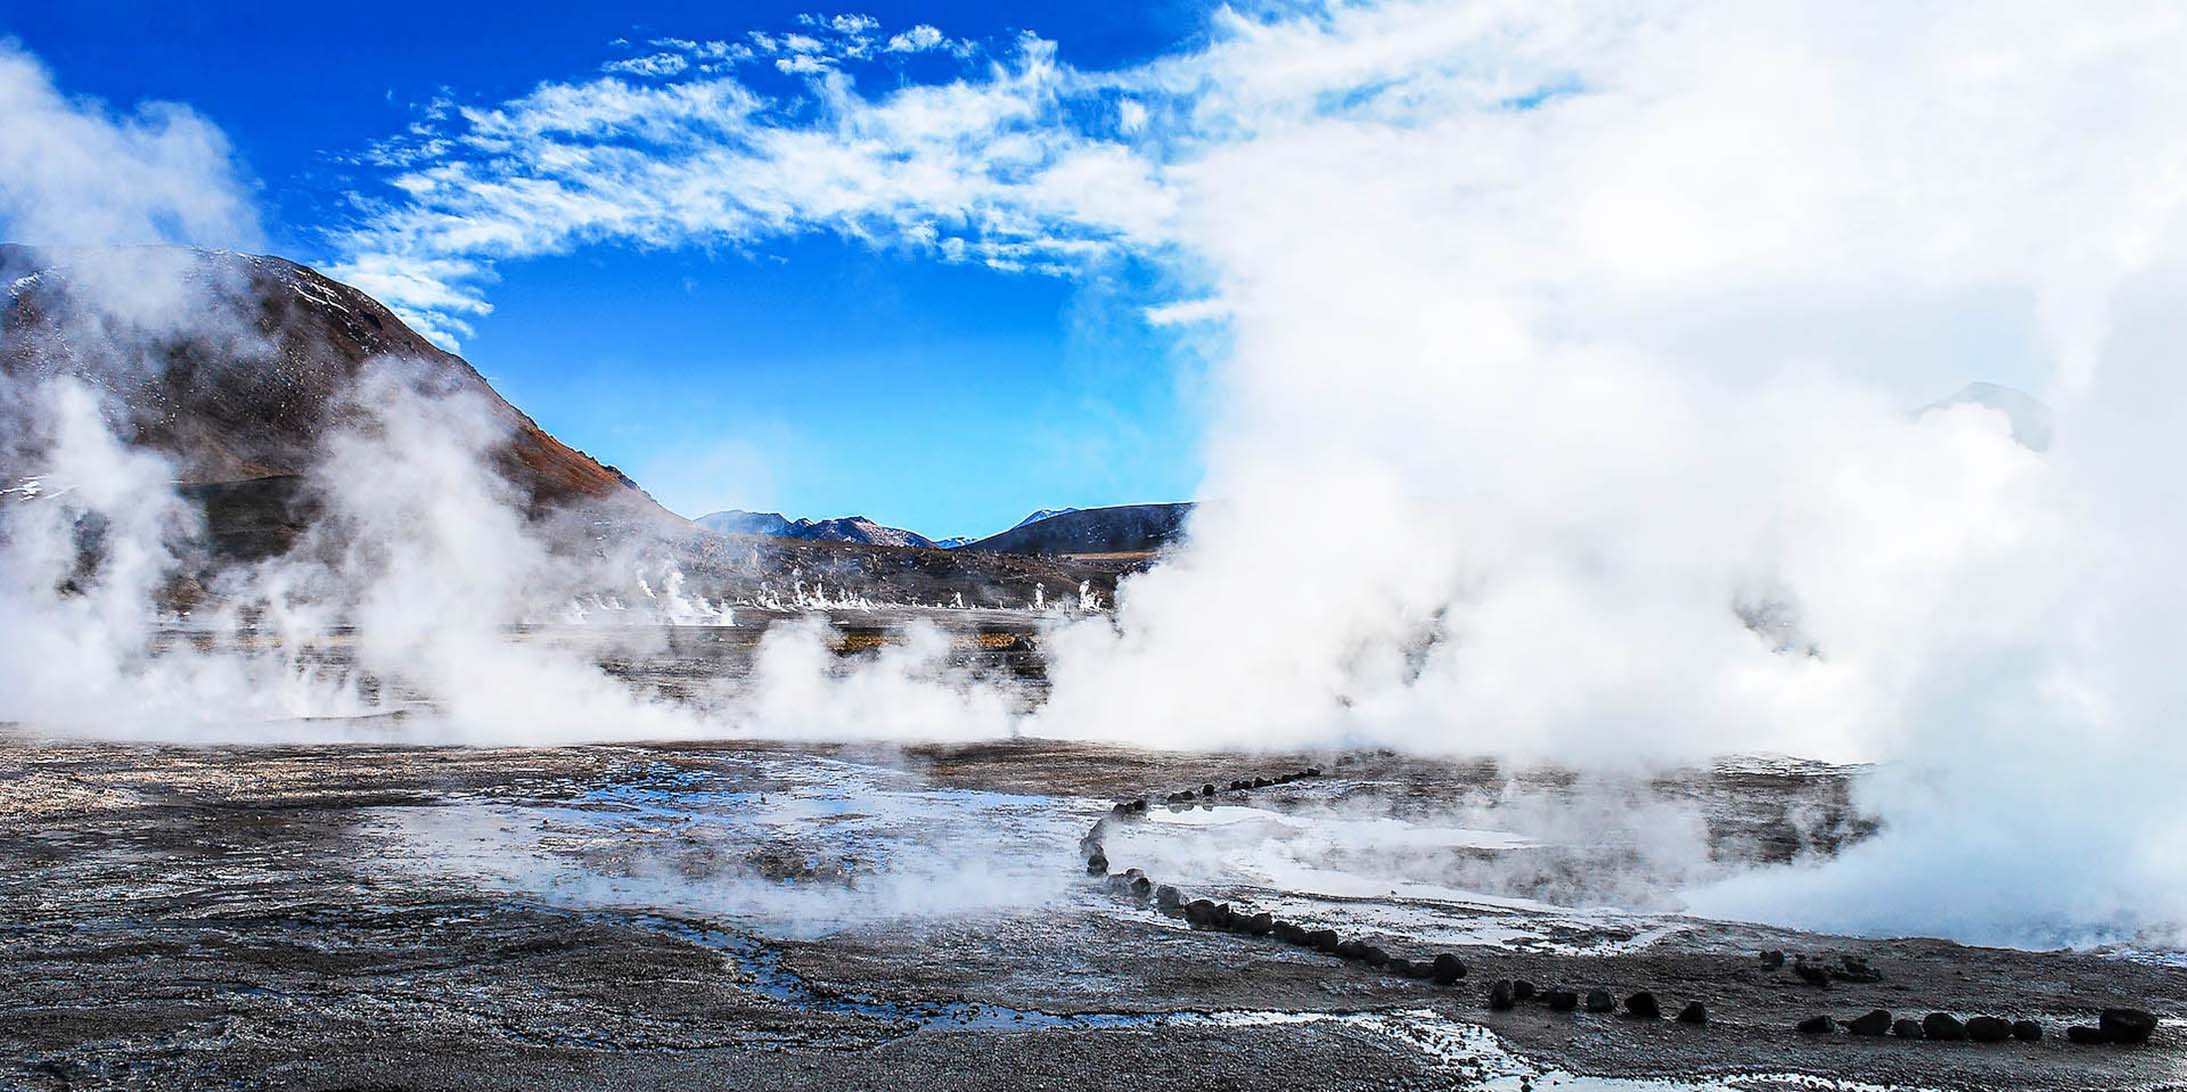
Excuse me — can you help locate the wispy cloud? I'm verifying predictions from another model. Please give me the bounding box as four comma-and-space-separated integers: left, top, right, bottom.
324, 18, 1184, 348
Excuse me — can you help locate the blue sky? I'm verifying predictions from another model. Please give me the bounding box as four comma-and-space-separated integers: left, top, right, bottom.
0, 0, 1221, 538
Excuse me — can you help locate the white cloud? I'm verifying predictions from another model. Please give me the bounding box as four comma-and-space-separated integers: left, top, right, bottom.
602, 52, 690, 78
884, 24, 948, 53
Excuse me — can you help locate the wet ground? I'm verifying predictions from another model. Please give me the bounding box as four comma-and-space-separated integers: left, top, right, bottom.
3, 735, 2181, 1091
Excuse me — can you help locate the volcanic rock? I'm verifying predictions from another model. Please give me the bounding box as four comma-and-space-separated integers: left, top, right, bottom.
1547, 990, 1579, 1013
1966, 1016, 2012, 1043
1585, 989, 1615, 1014
2011, 1019, 2042, 1042
1430, 954, 1467, 984
1846, 1009, 1892, 1036
1676, 1001, 1706, 1024
1488, 981, 1516, 1011
1797, 1015, 1835, 1035
1624, 991, 1661, 1019
2100, 1007, 2157, 1044
2067, 1025, 2106, 1045
1922, 1012, 1966, 1041
1511, 980, 1535, 1002
1085, 853, 1108, 875
1793, 960, 1832, 988
1892, 1018, 1924, 1039
1759, 950, 1785, 969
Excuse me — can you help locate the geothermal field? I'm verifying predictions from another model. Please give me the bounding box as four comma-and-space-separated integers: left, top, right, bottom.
6, 2, 2187, 1090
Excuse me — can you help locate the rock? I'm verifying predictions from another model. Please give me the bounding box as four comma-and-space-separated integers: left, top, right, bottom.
1922, 1012, 1966, 1041
1243, 911, 1275, 937
1273, 921, 1307, 945
1966, 1016, 2012, 1044
1336, 939, 1367, 961
1109, 801, 1132, 817
1892, 1018, 1924, 1039
1360, 945, 1390, 968
1793, 960, 1832, 988
1846, 1009, 1892, 1036
1305, 766, 1322, 777
2100, 1008, 2157, 1045
1430, 954, 1467, 985
1128, 799, 1148, 814
1308, 929, 1342, 954
1184, 899, 1218, 926
1489, 980, 1516, 1011
2067, 1025, 2107, 1045
1759, 949, 1785, 969
1833, 955, 1882, 983
1229, 780, 1249, 791
1209, 903, 1236, 929
1085, 853, 1108, 875
1511, 980, 1535, 1002
1156, 885, 1184, 909
1797, 1014, 1836, 1035
1130, 876, 1153, 898
1585, 989, 1616, 1014
1624, 991, 1661, 1019
1676, 1001, 1706, 1024
1201, 784, 1215, 796
1253, 777, 1272, 788
2011, 1019, 2042, 1042
1388, 957, 1418, 978
1548, 990, 1580, 1012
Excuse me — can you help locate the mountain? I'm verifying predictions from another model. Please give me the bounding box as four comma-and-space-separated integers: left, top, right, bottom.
1011, 507, 1078, 530
932, 536, 976, 550
0, 244, 1156, 610
696, 509, 938, 549
0, 244, 667, 520
960, 502, 1193, 556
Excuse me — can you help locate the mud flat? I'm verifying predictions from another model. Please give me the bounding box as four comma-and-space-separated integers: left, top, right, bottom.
1, 736, 2178, 1090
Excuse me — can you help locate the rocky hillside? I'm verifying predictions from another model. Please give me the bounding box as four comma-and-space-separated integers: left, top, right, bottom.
961, 503, 1193, 556
0, 244, 667, 521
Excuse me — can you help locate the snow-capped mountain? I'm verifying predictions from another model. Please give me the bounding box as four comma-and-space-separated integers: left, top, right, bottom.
696, 510, 938, 549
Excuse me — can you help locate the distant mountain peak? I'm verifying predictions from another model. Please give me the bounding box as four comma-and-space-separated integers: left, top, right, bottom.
1011, 507, 1078, 530
697, 509, 937, 550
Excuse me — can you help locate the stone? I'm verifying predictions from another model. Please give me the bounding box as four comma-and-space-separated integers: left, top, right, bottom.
1833, 956, 1882, 983
1156, 885, 1185, 909
1793, 960, 1832, 988
1253, 777, 1272, 788
1387, 958, 1418, 978
1511, 980, 1535, 1002
1846, 1010, 1892, 1036
1892, 1018, 1924, 1039
1548, 990, 1580, 1012
1201, 784, 1215, 797
1184, 899, 1218, 926
1085, 853, 1108, 875
1585, 989, 1615, 1014
1336, 939, 1367, 961
1922, 1012, 1966, 1042
1308, 929, 1342, 954
1676, 1001, 1706, 1024
2066, 1025, 2106, 1045
1273, 921, 1307, 945
1797, 1014, 1836, 1035
1130, 876, 1153, 899
2100, 1008, 2157, 1045
1624, 991, 1661, 1019
1966, 1016, 2012, 1044
1305, 766, 1322, 776
1243, 912, 1275, 937
1430, 954, 1467, 985
2011, 1020, 2042, 1042
1759, 949, 1785, 969
1488, 980, 1516, 1011
1360, 945, 1390, 968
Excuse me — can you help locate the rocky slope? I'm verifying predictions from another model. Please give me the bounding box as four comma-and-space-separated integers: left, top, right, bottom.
960, 502, 1194, 556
